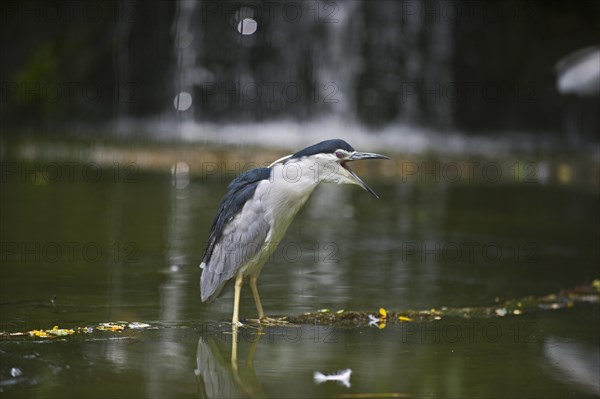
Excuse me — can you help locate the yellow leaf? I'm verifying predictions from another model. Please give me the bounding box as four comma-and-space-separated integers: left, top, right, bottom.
379, 308, 387, 319
97, 322, 126, 331
50, 328, 75, 336
398, 316, 413, 322
29, 330, 49, 338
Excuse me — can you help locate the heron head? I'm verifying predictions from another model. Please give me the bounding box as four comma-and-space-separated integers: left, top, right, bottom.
286, 139, 390, 198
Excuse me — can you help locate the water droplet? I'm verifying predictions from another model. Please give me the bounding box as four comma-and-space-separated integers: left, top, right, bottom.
171, 161, 190, 189
237, 18, 257, 35
10, 367, 22, 377
173, 92, 192, 111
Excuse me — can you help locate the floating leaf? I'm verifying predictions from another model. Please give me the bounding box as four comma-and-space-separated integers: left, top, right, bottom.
379, 308, 387, 319
97, 322, 126, 332
49, 327, 75, 337
398, 316, 413, 322
4, 321, 154, 339
367, 314, 380, 327
314, 368, 352, 388
28, 329, 49, 338
495, 308, 507, 317
128, 322, 150, 329
27, 326, 74, 338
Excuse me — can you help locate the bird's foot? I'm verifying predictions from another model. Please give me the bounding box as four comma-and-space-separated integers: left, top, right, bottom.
226, 321, 244, 330
224, 321, 265, 334
248, 316, 291, 326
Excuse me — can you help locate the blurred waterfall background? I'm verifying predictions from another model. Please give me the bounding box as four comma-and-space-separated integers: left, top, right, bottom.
1, 0, 599, 154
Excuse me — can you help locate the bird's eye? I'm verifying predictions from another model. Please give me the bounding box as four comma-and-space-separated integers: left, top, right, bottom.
335, 151, 344, 159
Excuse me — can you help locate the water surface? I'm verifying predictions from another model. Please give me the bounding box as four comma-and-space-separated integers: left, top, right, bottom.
1, 158, 598, 398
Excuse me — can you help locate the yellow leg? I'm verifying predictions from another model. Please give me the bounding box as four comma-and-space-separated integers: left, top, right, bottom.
249, 275, 265, 320
232, 273, 244, 327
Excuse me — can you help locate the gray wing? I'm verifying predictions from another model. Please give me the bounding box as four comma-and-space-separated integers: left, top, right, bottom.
195, 336, 266, 398
195, 336, 242, 398
200, 190, 270, 302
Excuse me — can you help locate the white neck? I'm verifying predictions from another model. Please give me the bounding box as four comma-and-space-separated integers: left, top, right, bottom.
261, 159, 324, 241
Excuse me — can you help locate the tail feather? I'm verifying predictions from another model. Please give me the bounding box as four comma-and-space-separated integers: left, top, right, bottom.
200, 262, 227, 302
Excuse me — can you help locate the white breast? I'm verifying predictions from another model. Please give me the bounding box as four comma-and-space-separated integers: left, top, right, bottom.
264, 162, 320, 241
237, 162, 320, 277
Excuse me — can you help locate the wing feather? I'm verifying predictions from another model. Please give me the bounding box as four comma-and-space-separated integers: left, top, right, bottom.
200, 168, 271, 302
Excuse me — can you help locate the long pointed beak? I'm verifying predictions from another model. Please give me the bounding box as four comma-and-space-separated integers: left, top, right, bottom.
342, 151, 390, 199
349, 152, 390, 161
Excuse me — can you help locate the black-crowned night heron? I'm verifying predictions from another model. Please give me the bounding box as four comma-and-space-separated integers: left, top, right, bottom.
200, 139, 389, 326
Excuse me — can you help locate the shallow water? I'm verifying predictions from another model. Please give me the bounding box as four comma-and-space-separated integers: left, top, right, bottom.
1, 159, 598, 398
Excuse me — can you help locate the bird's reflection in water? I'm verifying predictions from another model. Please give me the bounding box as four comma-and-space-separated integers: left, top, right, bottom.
195, 326, 266, 398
